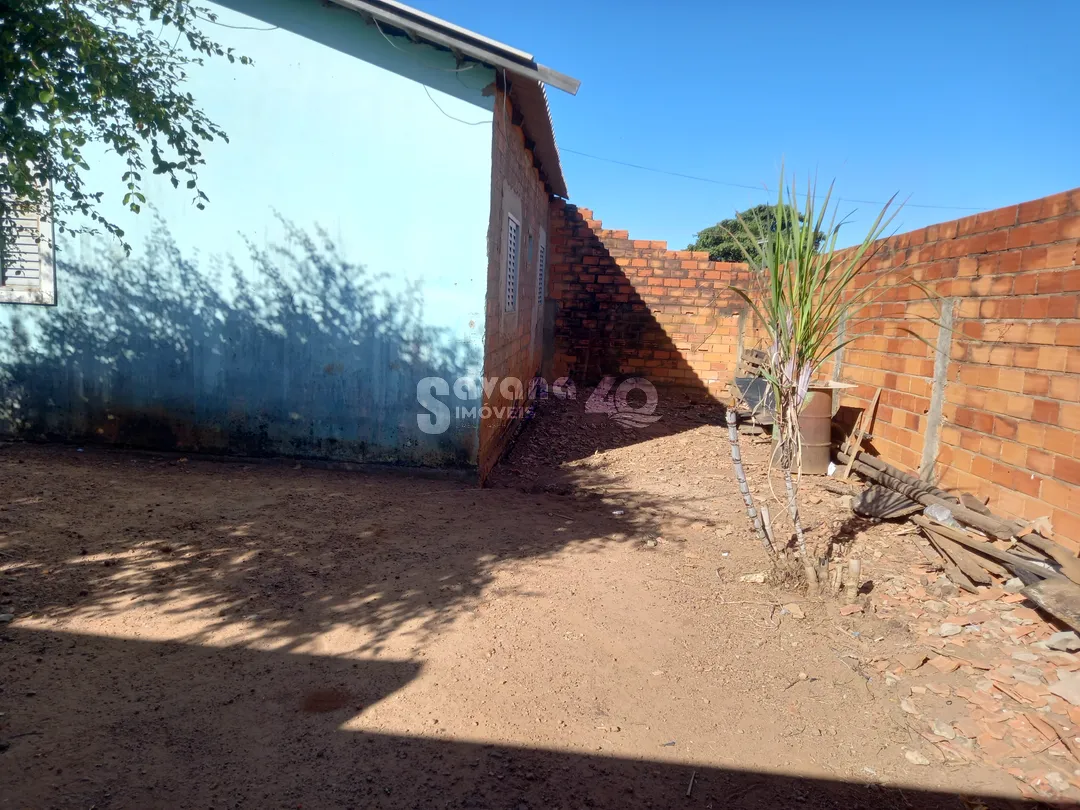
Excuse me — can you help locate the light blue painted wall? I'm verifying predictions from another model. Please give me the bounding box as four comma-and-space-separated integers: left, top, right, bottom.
0, 0, 496, 465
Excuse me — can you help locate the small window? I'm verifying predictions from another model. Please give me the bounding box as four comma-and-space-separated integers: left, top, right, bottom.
0, 188, 56, 305
536, 228, 547, 306
504, 213, 520, 312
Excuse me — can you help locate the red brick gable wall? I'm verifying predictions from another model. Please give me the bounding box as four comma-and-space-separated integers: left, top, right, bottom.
479, 88, 552, 480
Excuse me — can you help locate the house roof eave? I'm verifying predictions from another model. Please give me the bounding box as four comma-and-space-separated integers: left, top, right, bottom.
328, 0, 580, 96
329, 0, 576, 198
508, 78, 568, 199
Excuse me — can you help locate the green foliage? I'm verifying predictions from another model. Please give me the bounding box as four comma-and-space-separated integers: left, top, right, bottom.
728, 173, 900, 585
688, 203, 825, 262
0, 0, 250, 259
731, 173, 899, 469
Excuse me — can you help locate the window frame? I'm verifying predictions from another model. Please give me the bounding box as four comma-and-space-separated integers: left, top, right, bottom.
0, 190, 57, 306
536, 227, 547, 308
504, 212, 520, 312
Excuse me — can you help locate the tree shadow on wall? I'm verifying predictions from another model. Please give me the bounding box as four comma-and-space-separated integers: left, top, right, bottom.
0, 218, 482, 465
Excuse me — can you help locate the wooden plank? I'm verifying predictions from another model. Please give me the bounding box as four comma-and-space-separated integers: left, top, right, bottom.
923, 532, 978, 593
911, 536, 945, 571
836, 448, 1018, 539
839, 441, 959, 502
911, 515, 1064, 580
923, 524, 1010, 579
1022, 578, 1080, 633
922, 527, 998, 583
840, 414, 865, 481
841, 387, 880, 481
1015, 533, 1080, 586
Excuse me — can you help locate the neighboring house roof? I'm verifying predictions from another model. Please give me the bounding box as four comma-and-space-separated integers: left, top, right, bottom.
328, 0, 578, 198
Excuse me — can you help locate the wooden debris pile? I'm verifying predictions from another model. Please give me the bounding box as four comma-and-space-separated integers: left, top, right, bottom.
836, 440, 1080, 635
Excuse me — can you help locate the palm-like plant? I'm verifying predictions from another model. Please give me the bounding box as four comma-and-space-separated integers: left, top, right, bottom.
730, 172, 900, 587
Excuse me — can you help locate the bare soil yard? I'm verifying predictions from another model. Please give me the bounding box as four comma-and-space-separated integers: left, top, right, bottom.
0, 394, 1060, 808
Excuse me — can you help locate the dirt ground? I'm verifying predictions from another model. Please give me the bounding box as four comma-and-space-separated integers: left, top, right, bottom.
0, 392, 1070, 808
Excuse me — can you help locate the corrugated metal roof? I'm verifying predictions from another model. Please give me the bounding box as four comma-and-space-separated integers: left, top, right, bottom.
354, 0, 536, 62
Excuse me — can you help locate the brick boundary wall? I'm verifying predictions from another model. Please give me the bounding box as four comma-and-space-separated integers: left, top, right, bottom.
548, 201, 752, 398
835, 188, 1080, 549
550, 189, 1080, 552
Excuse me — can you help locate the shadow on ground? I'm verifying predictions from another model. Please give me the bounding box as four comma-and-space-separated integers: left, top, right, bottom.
490, 393, 782, 539
0, 443, 672, 654
0, 626, 1032, 809
492, 390, 732, 492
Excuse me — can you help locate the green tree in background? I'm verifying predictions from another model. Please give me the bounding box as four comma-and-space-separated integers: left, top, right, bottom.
0, 0, 249, 261
688, 204, 825, 262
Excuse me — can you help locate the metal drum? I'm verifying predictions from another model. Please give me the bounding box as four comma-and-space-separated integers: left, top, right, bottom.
798, 384, 834, 475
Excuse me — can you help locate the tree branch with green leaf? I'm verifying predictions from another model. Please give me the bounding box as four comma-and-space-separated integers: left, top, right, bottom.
0, 0, 250, 262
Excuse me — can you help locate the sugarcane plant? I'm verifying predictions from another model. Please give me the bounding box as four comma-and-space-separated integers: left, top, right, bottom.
728, 172, 901, 588
726, 401, 775, 557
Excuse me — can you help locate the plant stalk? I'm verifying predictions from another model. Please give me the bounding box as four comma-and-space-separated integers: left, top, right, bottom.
724, 168, 905, 592
726, 407, 774, 556
782, 465, 818, 587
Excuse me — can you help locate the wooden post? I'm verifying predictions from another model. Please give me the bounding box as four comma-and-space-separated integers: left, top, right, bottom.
841, 388, 881, 481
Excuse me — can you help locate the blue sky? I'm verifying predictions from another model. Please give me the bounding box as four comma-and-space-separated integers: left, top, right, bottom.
410, 0, 1079, 248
